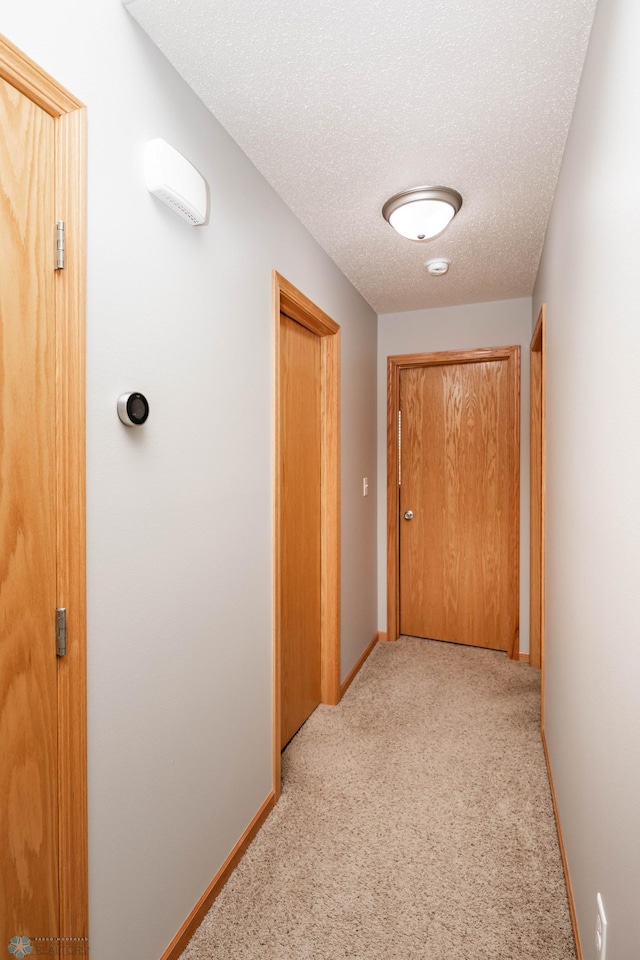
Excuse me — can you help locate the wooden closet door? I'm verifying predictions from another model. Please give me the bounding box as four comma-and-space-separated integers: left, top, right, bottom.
279, 312, 322, 747
0, 76, 59, 943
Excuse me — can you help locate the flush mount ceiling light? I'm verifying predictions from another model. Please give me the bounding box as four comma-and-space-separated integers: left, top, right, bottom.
382, 186, 462, 242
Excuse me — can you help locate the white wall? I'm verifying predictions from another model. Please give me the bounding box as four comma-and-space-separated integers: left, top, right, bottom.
377, 299, 532, 652
1, 4, 377, 958
533, 0, 640, 954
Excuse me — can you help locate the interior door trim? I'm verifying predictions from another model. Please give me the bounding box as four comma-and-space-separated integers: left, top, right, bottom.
386, 347, 521, 653
530, 305, 546, 710
273, 271, 340, 800
0, 32, 88, 943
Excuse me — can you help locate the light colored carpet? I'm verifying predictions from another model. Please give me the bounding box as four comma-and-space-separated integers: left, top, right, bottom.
182, 637, 576, 960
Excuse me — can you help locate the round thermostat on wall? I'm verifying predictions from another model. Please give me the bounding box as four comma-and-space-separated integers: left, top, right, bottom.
118, 392, 149, 426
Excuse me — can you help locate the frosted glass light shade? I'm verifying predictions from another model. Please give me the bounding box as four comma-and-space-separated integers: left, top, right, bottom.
389, 199, 454, 240
382, 186, 462, 242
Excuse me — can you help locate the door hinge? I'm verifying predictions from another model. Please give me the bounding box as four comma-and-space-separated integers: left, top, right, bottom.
56, 608, 67, 657
55, 220, 65, 270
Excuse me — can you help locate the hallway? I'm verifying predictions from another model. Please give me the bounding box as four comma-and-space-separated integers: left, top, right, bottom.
181, 639, 574, 960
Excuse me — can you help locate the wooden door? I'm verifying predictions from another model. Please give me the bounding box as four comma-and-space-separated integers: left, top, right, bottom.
278, 312, 322, 747
0, 76, 60, 944
399, 354, 519, 653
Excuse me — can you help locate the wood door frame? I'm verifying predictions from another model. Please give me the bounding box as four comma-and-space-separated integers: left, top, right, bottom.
0, 34, 87, 943
386, 347, 521, 654
530, 306, 546, 702
273, 272, 340, 799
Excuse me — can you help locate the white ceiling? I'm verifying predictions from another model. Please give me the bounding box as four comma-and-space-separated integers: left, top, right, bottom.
126, 0, 598, 313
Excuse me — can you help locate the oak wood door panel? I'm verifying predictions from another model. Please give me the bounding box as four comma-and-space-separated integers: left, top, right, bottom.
279, 313, 322, 747
0, 76, 59, 942
399, 358, 518, 651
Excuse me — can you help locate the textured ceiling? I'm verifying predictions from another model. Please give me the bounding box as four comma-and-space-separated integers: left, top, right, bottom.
125, 0, 598, 313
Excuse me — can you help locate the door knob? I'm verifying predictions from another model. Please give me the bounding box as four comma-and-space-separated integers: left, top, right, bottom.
404, 510, 414, 520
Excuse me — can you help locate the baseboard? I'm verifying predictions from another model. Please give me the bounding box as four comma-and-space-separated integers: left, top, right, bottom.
159, 790, 276, 960
541, 729, 583, 960
340, 633, 379, 698
377, 631, 389, 642
519, 651, 530, 662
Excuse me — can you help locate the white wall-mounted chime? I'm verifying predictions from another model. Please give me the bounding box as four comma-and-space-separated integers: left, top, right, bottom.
144, 138, 208, 226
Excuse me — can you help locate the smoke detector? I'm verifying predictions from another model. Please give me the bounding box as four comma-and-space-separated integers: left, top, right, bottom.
425, 258, 450, 276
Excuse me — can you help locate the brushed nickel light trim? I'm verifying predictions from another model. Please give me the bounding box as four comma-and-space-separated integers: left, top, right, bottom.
382, 186, 463, 242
